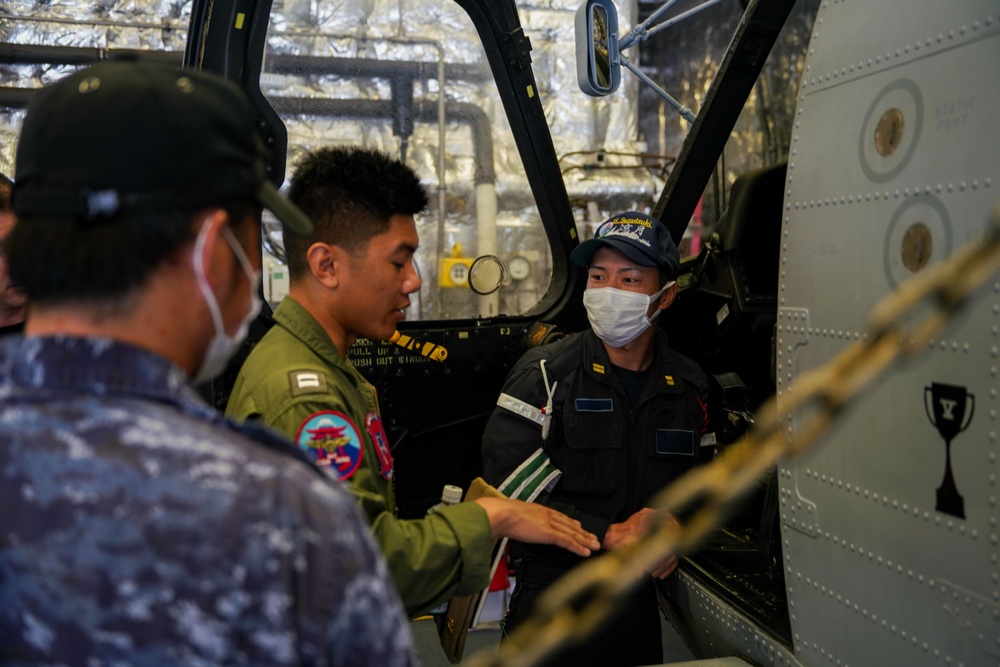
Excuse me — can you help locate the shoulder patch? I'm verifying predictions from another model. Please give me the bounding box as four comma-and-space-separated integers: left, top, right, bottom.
288, 370, 328, 397
295, 410, 363, 479
365, 412, 394, 480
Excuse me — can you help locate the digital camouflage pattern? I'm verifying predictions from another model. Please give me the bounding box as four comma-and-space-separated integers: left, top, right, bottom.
0, 335, 414, 666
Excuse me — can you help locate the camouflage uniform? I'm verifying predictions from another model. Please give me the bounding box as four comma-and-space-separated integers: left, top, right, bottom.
0, 335, 414, 666
226, 297, 493, 617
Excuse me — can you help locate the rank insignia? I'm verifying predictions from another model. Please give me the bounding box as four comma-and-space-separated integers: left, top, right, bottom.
288, 370, 328, 396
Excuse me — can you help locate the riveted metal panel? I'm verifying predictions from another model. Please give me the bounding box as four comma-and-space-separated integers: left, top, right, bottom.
777, 1, 1000, 664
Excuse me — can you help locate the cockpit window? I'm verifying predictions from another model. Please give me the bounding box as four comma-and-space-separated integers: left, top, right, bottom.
259, 4, 555, 321
0, 1, 562, 323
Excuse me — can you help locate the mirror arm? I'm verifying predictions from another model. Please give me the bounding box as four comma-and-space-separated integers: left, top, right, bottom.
619, 0, 728, 50
618, 0, 683, 50
619, 54, 696, 123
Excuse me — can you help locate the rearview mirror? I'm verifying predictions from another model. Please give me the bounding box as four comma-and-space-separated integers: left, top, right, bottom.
468, 255, 512, 295
575, 0, 621, 96
575, 0, 711, 122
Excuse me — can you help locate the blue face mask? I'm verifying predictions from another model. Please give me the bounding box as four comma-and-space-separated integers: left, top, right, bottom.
191, 222, 262, 384
583, 281, 673, 348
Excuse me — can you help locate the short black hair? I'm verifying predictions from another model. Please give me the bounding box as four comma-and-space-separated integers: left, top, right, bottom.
7, 199, 257, 307
284, 147, 427, 280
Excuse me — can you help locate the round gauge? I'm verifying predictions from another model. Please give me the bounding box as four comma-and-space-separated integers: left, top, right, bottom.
509, 255, 532, 281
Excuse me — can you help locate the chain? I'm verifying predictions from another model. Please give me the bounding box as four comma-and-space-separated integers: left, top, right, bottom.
465, 201, 1000, 667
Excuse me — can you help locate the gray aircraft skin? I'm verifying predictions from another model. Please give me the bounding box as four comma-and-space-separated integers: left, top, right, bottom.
0, 0, 998, 665
662, 1, 1000, 665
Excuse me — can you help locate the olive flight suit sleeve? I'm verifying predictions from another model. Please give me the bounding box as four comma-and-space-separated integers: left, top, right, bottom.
229, 387, 493, 618
344, 462, 494, 618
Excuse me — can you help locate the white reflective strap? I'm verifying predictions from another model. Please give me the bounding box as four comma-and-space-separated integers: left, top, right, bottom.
497, 392, 546, 426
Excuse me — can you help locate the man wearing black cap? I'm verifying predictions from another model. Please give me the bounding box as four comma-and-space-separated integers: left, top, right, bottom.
0, 62, 414, 666
482, 211, 712, 665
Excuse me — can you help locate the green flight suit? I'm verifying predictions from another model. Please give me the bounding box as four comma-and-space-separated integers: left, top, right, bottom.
226, 297, 493, 617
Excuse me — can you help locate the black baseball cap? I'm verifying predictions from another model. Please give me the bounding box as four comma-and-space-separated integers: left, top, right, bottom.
571, 210, 680, 278
12, 61, 312, 235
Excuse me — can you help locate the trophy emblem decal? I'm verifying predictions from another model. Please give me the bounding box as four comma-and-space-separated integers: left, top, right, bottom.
924, 382, 974, 519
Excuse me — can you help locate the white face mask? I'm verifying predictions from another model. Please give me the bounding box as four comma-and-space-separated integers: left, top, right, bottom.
583, 281, 673, 348
191, 222, 262, 384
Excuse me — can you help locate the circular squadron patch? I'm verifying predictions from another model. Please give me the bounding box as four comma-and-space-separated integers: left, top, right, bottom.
295, 411, 363, 479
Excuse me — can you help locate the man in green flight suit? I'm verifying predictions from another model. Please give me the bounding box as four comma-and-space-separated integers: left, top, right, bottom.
227, 147, 599, 617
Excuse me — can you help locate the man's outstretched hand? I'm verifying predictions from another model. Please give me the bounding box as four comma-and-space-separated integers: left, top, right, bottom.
475, 497, 601, 557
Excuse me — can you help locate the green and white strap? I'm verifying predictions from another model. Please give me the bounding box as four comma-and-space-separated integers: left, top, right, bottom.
473, 362, 564, 626
472, 446, 561, 627
496, 446, 561, 503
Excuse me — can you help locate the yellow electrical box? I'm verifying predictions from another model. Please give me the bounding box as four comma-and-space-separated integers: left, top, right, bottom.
438, 243, 473, 288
